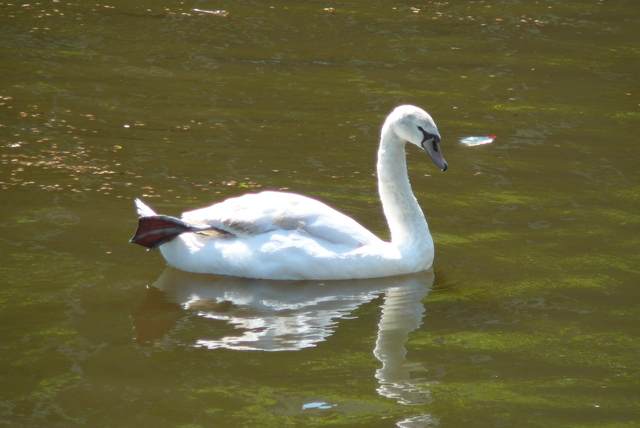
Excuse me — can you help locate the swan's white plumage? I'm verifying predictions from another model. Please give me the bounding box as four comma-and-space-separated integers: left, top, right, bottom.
135, 198, 157, 217
133, 105, 447, 280
182, 191, 380, 247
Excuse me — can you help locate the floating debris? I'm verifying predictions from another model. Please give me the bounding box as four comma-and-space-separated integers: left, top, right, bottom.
302, 401, 337, 410
192, 9, 229, 17
460, 135, 496, 146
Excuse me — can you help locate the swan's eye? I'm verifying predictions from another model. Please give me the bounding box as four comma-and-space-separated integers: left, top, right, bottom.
418, 126, 440, 152
418, 126, 428, 142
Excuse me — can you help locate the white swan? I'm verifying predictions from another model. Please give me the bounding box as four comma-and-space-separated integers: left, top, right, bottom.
130, 105, 447, 280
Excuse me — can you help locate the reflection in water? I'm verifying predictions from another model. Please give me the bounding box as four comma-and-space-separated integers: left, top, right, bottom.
135, 267, 438, 414
375, 279, 434, 406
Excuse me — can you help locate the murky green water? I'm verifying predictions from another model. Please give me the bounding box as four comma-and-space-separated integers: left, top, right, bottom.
1, 0, 639, 426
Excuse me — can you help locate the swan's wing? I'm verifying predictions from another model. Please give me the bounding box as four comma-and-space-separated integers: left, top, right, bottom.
182, 191, 381, 248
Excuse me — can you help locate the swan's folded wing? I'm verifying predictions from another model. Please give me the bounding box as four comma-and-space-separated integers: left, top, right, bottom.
181, 191, 381, 248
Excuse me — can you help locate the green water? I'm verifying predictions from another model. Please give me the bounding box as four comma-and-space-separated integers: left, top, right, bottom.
1, 0, 638, 426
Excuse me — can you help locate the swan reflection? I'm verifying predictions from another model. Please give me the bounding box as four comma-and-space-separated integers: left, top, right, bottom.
135, 267, 437, 409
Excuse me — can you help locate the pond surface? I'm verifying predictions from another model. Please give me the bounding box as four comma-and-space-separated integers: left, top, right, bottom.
1, 0, 639, 426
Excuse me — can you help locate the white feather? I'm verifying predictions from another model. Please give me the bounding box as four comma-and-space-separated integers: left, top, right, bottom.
135, 198, 157, 217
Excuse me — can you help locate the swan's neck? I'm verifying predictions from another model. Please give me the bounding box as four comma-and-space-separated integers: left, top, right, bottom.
377, 128, 431, 250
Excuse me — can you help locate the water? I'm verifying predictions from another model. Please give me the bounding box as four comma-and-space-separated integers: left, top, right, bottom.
1, 0, 639, 426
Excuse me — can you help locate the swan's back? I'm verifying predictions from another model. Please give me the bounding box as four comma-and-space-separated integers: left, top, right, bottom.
182, 191, 382, 249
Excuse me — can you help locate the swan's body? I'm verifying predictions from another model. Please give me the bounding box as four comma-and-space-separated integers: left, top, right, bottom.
131, 105, 447, 280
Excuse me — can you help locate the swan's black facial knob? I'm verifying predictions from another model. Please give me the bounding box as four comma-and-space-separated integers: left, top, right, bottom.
418, 127, 439, 147
418, 126, 447, 171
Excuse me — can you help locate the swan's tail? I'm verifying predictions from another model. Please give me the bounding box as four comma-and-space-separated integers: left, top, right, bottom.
130, 199, 230, 250
135, 198, 157, 217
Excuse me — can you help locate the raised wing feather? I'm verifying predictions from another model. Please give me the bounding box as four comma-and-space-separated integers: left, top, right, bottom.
182, 191, 381, 248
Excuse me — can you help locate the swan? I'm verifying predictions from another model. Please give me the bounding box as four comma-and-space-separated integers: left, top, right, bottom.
130, 105, 447, 280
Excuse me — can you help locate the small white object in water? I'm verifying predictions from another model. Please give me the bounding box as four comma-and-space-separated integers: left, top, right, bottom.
192, 8, 229, 17
460, 135, 496, 146
302, 401, 337, 410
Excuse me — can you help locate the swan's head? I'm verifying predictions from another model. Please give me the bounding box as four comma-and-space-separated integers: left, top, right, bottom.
385, 105, 448, 171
